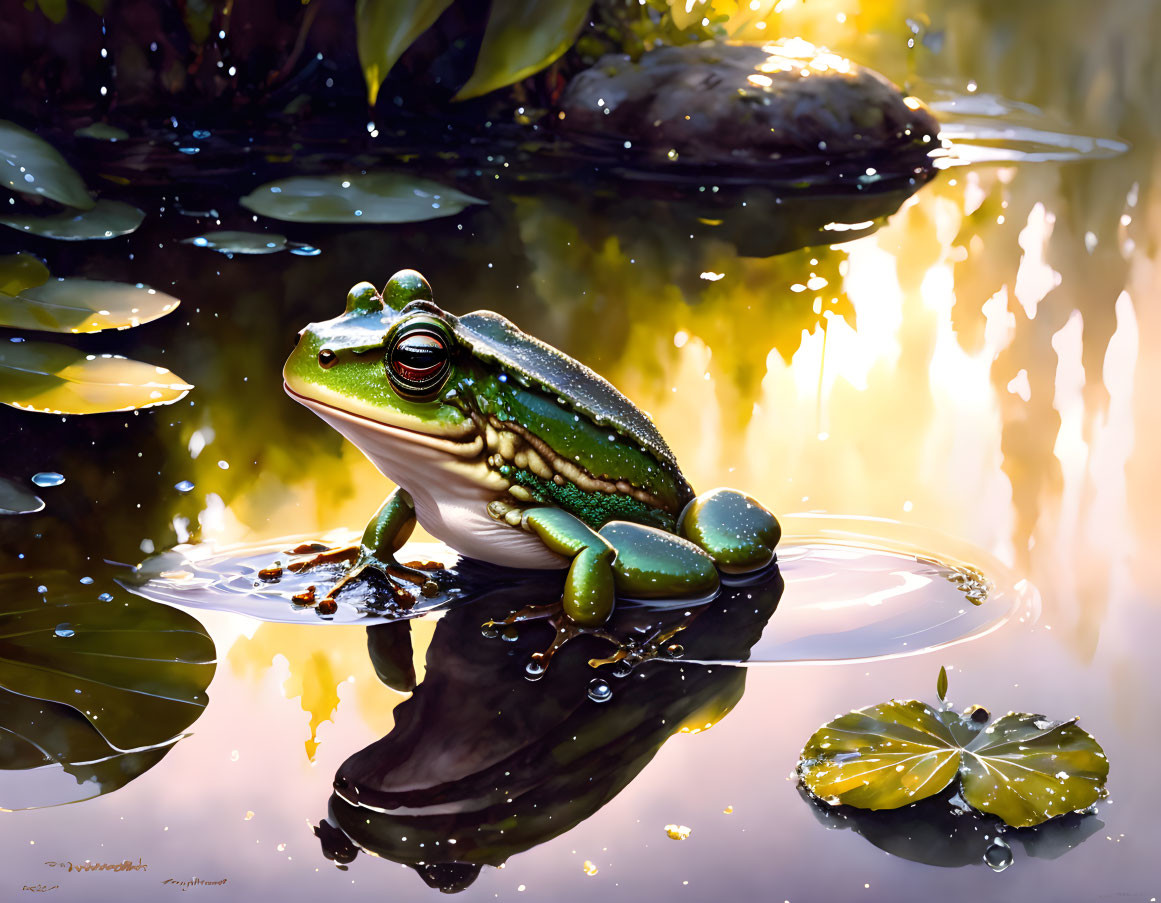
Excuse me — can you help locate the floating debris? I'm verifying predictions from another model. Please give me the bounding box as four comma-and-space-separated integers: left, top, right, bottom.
664, 824, 692, 840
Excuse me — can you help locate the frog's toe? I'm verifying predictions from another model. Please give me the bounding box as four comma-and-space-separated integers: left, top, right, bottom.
678, 488, 781, 574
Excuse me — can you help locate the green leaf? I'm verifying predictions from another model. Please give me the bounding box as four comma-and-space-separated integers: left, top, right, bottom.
0, 571, 215, 809
356, 0, 455, 106
74, 122, 130, 142
799, 700, 962, 809
0, 340, 192, 414
0, 476, 44, 515
961, 713, 1109, 828
0, 199, 144, 240
454, 0, 592, 101
0, 252, 50, 295
0, 119, 94, 211
799, 701, 1109, 828
936, 665, 948, 702
182, 230, 288, 255
0, 278, 180, 333
240, 172, 484, 224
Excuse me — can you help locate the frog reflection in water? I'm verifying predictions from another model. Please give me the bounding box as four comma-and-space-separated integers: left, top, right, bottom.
284, 270, 780, 651
314, 567, 783, 889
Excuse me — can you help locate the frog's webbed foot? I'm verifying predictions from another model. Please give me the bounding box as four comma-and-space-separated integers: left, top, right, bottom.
483, 603, 625, 678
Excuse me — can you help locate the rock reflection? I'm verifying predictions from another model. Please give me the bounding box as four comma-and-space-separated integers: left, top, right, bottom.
314, 567, 784, 891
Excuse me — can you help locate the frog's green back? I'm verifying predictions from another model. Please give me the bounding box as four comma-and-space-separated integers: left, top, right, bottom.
457, 311, 685, 479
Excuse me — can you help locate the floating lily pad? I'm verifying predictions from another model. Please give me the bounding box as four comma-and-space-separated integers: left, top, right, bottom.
240, 172, 484, 224
0, 199, 144, 240
0, 571, 215, 809
0, 119, 94, 210
455, 0, 592, 100
356, 0, 455, 106
799, 695, 1108, 827
74, 122, 130, 141
0, 340, 192, 414
0, 278, 180, 333
182, 230, 288, 255
0, 476, 44, 515
0, 252, 50, 295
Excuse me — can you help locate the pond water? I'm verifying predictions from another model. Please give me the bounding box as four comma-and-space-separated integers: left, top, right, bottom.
2, 2, 1160, 901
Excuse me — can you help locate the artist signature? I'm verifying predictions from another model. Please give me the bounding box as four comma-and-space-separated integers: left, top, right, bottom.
43, 859, 148, 873
21, 886, 59, 894
162, 878, 228, 890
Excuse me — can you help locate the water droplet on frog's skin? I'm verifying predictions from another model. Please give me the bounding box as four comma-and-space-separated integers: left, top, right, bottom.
175, 480, 195, 493
587, 679, 613, 703
54, 624, 75, 638
984, 837, 1013, 872
32, 472, 65, 487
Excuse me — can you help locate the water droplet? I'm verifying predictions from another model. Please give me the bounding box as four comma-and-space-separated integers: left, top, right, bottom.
665, 643, 684, 658
79, 576, 93, 585
31, 472, 64, 487
587, 679, 612, 703
192, 129, 211, 139
97, 592, 114, 602
524, 659, 545, 681
54, 624, 75, 638
500, 626, 519, 643
480, 622, 499, 639
984, 837, 1012, 872
289, 244, 321, 257
175, 480, 195, 493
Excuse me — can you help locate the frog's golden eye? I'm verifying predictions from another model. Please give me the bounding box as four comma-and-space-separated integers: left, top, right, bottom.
318, 349, 337, 368
386, 326, 451, 399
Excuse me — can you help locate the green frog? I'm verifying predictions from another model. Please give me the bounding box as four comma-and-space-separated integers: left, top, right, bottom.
284, 270, 780, 632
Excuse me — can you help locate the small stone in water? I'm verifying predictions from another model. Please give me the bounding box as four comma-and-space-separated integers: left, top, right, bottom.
587, 679, 613, 703
175, 480, 195, 493
984, 837, 1013, 872
258, 566, 283, 582
54, 623, 75, 638
292, 585, 317, 605
32, 472, 65, 487
316, 597, 337, 616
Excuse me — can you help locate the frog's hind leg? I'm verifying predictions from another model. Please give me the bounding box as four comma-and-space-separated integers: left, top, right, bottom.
678, 488, 781, 574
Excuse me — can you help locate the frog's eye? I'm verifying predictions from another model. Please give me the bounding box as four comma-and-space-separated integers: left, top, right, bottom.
386, 326, 451, 399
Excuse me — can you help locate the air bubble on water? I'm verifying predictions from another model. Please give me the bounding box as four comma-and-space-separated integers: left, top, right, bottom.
984, 837, 1012, 872
587, 679, 613, 703
54, 624, 75, 638
32, 472, 65, 487
175, 480, 195, 493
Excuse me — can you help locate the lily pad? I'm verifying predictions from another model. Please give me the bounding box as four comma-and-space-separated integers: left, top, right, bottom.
74, 122, 130, 142
240, 172, 485, 224
799, 698, 1108, 828
455, 0, 592, 101
356, 0, 455, 106
0, 199, 145, 240
0, 278, 180, 333
0, 119, 94, 211
0, 476, 44, 515
0, 571, 215, 809
0, 340, 192, 414
182, 230, 288, 255
0, 252, 50, 295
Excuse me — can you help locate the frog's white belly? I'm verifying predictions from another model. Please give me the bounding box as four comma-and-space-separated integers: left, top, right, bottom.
297, 398, 567, 570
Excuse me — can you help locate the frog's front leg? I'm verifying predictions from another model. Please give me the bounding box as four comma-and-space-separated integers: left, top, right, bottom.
520, 507, 618, 625
322, 488, 418, 601
678, 488, 781, 574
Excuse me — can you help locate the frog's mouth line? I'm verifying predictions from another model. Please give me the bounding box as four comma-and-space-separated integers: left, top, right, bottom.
284, 383, 484, 458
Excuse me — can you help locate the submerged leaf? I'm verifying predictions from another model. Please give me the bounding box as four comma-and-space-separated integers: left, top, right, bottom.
961, 713, 1109, 827
455, 0, 592, 101
799, 700, 961, 809
74, 122, 130, 142
0, 252, 50, 295
240, 172, 485, 224
799, 699, 1109, 828
0, 199, 144, 240
356, 0, 455, 106
0, 340, 192, 414
182, 230, 288, 255
0, 278, 180, 333
0, 571, 215, 809
0, 119, 94, 210
0, 476, 45, 515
